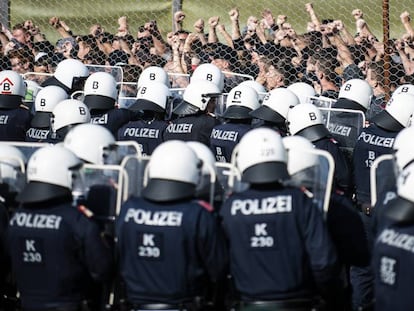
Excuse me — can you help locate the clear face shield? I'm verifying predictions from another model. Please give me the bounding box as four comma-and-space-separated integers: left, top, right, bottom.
202, 93, 222, 115
69, 163, 86, 201
195, 159, 218, 206
102, 144, 122, 165
214, 93, 227, 117
284, 148, 335, 214
0, 162, 26, 193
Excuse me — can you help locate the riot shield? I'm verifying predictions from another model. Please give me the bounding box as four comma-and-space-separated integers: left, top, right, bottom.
115, 140, 143, 159
222, 71, 254, 83
6, 142, 50, 160
319, 107, 366, 156
215, 162, 247, 200
168, 72, 190, 88
215, 93, 228, 118
0, 153, 26, 194
77, 163, 129, 220
309, 95, 337, 108
370, 154, 396, 206
22, 72, 53, 86
85, 64, 124, 84
168, 87, 185, 119
284, 147, 334, 214
119, 154, 150, 198
117, 81, 138, 109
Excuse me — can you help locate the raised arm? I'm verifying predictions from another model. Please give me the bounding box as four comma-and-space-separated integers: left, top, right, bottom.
229, 8, 241, 41
208, 16, 220, 43
305, 3, 321, 32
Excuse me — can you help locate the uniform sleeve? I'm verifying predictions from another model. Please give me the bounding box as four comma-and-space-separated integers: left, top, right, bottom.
325, 140, 353, 195
196, 207, 229, 282
77, 215, 114, 282
298, 194, 339, 289
327, 194, 370, 266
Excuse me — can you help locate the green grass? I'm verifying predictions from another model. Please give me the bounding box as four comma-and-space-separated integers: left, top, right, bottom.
9, 0, 414, 45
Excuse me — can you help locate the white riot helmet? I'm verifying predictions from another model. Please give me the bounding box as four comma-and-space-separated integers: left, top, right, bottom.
16, 145, 83, 203
222, 84, 260, 119
238, 80, 267, 100
0, 70, 26, 108
186, 141, 217, 203
31, 85, 69, 128
0, 143, 26, 192
130, 81, 170, 112
287, 82, 316, 105
235, 127, 289, 183
392, 84, 414, 98
186, 141, 216, 176
23, 79, 42, 105
83, 72, 118, 110
336, 78, 373, 111
250, 87, 300, 124
46, 59, 89, 93
173, 80, 221, 115
393, 126, 414, 172
142, 140, 201, 202
287, 103, 330, 141
283, 135, 317, 176
373, 93, 414, 131
137, 66, 170, 87
191, 63, 224, 92
63, 123, 116, 164
52, 99, 91, 137
385, 162, 414, 223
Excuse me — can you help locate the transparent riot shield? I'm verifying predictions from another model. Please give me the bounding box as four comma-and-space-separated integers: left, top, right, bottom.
222, 71, 254, 83
6, 142, 50, 160
168, 87, 186, 120
119, 154, 150, 198
85, 64, 124, 84
215, 93, 228, 118
0, 153, 26, 194
22, 72, 53, 86
370, 154, 396, 207
115, 140, 143, 159
117, 81, 138, 109
77, 163, 129, 221
214, 162, 247, 202
284, 148, 335, 214
309, 95, 337, 108
168, 72, 190, 88
320, 107, 366, 158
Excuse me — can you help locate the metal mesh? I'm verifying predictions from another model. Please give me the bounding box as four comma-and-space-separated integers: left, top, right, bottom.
3, 1, 414, 94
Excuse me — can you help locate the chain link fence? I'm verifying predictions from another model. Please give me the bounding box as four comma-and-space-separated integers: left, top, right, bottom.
4, 0, 414, 99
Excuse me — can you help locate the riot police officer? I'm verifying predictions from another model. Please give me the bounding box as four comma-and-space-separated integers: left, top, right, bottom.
0, 70, 32, 141
329, 78, 373, 149
249, 87, 299, 136
41, 58, 89, 97
51, 99, 91, 142
353, 92, 414, 210
163, 80, 221, 147
117, 81, 170, 156
84, 71, 135, 137
0, 143, 27, 310
26, 85, 68, 143
220, 128, 339, 310
287, 103, 353, 197
210, 84, 259, 162
283, 135, 369, 310
373, 162, 414, 310
6, 145, 113, 311
115, 140, 228, 310
350, 92, 414, 311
